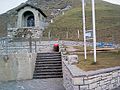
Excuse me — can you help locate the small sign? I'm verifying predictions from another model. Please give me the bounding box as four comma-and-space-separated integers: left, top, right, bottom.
96, 42, 113, 48
85, 30, 93, 40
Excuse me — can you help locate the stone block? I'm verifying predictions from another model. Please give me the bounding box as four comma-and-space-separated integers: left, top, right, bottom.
118, 70, 120, 73
89, 82, 98, 89
118, 70, 120, 75
111, 78, 116, 84
60, 47, 66, 52
100, 79, 110, 86
72, 77, 84, 85
101, 73, 110, 77
101, 84, 109, 90
102, 75, 112, 81
62, 55, 68, 61
118, 77, 120, 86
95, 87, 102, 90
109, 83, 114, 90
67, 55, 79, 65
87, 74, 102, 79
80, 85, 89, 90
112, 83, 118, 89
84, 76, 101, 84
73, 86, 79, 90
112, 71, 119, 78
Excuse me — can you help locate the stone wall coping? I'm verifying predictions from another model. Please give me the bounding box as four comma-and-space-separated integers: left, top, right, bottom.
63, 61, 120, 77
63, 61, 86, 77
86, 66, 120, 76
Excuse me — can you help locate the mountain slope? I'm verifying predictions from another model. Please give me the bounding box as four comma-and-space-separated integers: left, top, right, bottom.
43, 0, 120, 44
0, 0, 81, 37
0, 0, 120, 44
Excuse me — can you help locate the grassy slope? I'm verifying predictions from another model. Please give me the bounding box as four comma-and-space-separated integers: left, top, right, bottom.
43, 0, 120, 43
0, 0, 81, 37
76, 52, 120, 71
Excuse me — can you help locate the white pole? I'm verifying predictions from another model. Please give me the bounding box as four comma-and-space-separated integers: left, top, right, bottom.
82, 0, 87, 60
92, 0, 97, 63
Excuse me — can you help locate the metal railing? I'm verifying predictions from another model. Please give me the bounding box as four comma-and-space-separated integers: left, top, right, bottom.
0, 37, 62, 55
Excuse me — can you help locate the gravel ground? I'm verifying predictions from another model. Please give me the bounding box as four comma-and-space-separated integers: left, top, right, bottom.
0, 78, 65, 90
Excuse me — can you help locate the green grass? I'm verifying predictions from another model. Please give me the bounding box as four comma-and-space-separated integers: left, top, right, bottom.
43, 0, 120, 43
76, 52, 120, 71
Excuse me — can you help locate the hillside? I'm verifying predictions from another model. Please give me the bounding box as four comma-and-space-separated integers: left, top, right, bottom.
43, 0, 120, 44
0, 0, 81, 37
0, 0, 120, 44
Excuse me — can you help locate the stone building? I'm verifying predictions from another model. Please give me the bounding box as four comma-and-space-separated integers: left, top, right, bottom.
8, 3, 47, 38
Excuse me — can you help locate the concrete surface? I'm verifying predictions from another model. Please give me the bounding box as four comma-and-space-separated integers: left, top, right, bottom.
0, 78, 65, 90
0, 53, 36, 81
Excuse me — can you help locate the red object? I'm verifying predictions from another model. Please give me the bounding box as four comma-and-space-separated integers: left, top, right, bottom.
53, 44, 59, 52
54, 44, 59, 47
54, 38, 58, 41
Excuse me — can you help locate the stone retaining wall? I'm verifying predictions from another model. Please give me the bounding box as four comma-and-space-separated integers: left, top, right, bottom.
62, 60, 120, 90
0, 53, 36, 81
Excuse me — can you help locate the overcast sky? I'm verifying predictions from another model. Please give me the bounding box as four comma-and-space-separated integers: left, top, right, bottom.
103, 0, 120, 5
0, 0, 27, 14
0, 0, 120, 14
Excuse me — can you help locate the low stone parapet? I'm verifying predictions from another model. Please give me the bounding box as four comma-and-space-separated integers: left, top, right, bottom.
62, 60, 120, 90
0, 53, 37, 81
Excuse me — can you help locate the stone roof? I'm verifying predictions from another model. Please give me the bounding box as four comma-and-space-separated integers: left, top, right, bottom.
16, 3, 47, 17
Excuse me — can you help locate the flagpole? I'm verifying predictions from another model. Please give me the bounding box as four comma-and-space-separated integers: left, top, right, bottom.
92, 0, 97, 63
82, 0, 87, 60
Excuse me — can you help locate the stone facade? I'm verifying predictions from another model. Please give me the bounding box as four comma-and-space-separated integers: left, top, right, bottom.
8, 4, 47, 38
17, 5, 46, 28
62, 56, 120, 90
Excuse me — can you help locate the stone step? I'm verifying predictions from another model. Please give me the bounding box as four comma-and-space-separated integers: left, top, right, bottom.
35, 66, 62, 70
36, 58, 61, 62
33, 52, 62, 79
33, 75, 63, 79
37, 53, 61, 57
35, 63, 62, 67
37, 52, 61, 55
34, 69, 62, 73
33, 72, 62, 76
35, 61, 61, 64
36, 56, 61, 59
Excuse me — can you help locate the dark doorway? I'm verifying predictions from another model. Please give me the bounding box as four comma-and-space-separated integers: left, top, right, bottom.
23, 11, 35, 27
27, 16, 35, 27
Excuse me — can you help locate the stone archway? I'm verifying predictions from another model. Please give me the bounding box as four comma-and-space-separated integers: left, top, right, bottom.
22, 11, 35, 27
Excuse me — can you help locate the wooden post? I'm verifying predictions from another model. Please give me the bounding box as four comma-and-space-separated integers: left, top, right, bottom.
29, 35, 32, 53
35, 40, 37, 53
78, 30, 80, 39
48, 31, 51, 40
66, 31, 68, 39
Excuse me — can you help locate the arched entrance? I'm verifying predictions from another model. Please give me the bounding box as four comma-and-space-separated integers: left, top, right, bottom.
22, 11, 35, 27
27, 16, 35, 27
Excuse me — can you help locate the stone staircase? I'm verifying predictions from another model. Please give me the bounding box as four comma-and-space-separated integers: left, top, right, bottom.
33, 52, 63, 79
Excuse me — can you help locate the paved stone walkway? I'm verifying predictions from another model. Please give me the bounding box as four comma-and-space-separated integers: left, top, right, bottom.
0, 78, 65, 90
114, 86, 120, 90
0, 76, 120, 90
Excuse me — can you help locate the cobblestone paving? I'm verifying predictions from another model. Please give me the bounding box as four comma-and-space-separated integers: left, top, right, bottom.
0, 78, 65, 90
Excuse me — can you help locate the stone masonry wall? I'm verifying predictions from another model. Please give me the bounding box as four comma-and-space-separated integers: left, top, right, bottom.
62, 60, 120, 90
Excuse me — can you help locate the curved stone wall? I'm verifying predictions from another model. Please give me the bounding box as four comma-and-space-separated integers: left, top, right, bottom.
62, 58, 120, 90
